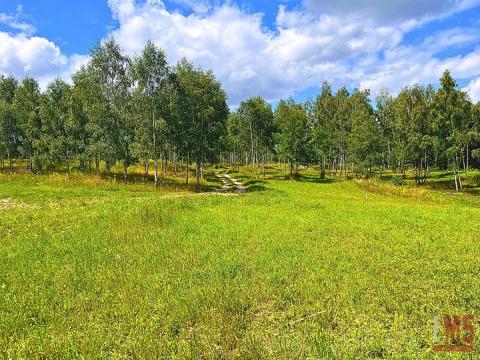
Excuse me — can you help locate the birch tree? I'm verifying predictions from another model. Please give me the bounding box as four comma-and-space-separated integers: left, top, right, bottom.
88, 38, 134, 180
14, 77, 41, 171
0, 76, 19, 171
174, 59, 228, 186
132, 41, 170, 185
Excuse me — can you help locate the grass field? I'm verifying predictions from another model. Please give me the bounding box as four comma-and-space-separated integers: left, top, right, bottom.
1, 168, 480, 358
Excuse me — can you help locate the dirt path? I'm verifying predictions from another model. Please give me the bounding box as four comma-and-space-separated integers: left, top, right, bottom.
215, 172, 246, 193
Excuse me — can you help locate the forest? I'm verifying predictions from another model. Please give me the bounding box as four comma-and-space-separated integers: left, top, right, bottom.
1, 38, 480, 192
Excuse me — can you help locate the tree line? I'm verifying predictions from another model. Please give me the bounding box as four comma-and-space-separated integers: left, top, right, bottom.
1, 38, 479, 190
0, 39, 228, 186
227, 72, 480, 190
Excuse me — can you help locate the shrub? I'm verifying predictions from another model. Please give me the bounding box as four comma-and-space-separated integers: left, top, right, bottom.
391, 175, 405, 187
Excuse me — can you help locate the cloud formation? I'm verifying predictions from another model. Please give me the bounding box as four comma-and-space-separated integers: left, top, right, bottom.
0, 0, 479, 103
0, 9, 87, 88
303, 0, 480, 25
466, 76, 480, 101
0, 6, 36, 34
108, 0, 480, 103
0, 30, 87, 87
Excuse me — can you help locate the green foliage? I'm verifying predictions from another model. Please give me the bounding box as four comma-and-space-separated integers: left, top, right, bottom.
472, 149, 480, 159
13, 77, 41, 169
38, 79, 73, 170
1, 42, 479, 193
131, 41, 171, 183
0, 81, 19, 167
88, 39, 135, 177
274, 98, 313, 173
174, 59, 229, 183
391, 175, 405, 187
0, 39, 230, 184
228, 96, 275, 168
348, 90, 384, 175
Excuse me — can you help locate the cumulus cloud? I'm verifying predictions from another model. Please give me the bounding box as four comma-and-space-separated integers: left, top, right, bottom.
107, 0, 480, 104
1, 0, 480, 104
465, 77, 480, 102
108, 0, 405, 103
0, 14, 88, 88
360, 49, 480, 95
303, 0, 480, 25
0, 33, 67, 75
358, 28, 480, 96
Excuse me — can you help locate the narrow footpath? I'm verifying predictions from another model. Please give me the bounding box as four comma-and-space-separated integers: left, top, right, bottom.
215, 172, 246, 193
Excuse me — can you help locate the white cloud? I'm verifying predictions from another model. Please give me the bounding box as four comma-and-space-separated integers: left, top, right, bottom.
0, 32, 66, 75
0, 12, 36, 34
0, 7, 88, 88
1, 0, 480, 105
171, 0, 212, 14
0, 30, 87, 88
421, 27, 480, 53
303, 0, 480, 25
107, 0, 480, 105
359, 46, 480, 99
465, 77, 480, 102
108, 0, 405, 103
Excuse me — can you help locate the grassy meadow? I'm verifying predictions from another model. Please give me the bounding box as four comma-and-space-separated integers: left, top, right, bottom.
1, 167, 480, 358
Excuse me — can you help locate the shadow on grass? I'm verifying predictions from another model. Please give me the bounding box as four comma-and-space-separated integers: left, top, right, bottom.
427, 179, 480, 194
375, 171, 480, 196
226, 167, 344, 187
243, 179, 268, 193
97, 172, 217, 193
2, 166, 218, 194
297, 176, 337, 184
428, 171, 456, 180
246, 185, 268, 192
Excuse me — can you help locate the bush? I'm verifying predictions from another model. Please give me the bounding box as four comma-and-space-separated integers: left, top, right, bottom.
391, 175, 405, 187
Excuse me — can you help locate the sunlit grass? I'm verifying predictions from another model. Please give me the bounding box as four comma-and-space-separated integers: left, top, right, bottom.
1, 169, 480, 358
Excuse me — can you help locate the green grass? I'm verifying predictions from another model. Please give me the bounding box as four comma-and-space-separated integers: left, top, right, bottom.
1, 170, 480, 358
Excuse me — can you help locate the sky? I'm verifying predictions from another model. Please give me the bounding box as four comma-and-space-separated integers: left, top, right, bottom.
1, 0, 480, 106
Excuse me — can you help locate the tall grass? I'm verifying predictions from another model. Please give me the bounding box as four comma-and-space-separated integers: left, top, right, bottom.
1, 172, 480, 358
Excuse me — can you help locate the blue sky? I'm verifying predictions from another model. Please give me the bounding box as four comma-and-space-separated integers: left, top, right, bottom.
1, 0, 480, 105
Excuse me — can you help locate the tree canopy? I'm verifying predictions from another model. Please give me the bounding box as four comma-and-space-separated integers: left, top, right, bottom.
0, 38, 479, 191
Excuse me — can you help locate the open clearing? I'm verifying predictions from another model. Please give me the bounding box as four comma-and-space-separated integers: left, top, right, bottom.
1, 170, 480, 359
